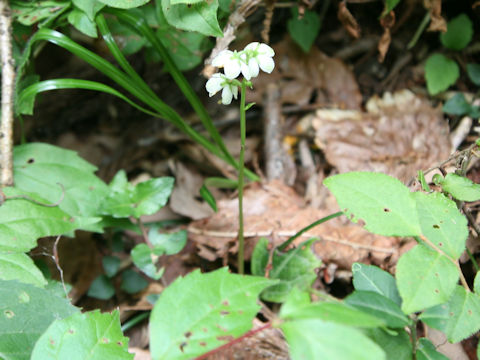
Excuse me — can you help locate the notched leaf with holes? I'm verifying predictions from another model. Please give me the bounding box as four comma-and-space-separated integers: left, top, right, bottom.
0, 280, 78, 360
396, 245, 458, 314
31, 309, 132, 360
324, 172, 421, 237
149, 268, 276, 360
251, 238, 321, 303
420, 286, 480, 343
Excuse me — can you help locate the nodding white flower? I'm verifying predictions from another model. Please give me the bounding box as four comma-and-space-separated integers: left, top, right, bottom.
205, 73, 239, 105
243, 42, 275, 75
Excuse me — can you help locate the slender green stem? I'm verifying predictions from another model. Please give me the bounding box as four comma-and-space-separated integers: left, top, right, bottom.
466, 248, 480, 272
238, 81, 247, 274
121, 312, 149, 332
407, 12, 430, 49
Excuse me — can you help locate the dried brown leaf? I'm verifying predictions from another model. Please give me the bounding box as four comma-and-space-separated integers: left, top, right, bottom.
337, 1, 361, 39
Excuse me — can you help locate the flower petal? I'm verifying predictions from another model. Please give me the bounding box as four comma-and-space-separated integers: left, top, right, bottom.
224, 58, 241, 79
221, 86, 233, 105
248, 58, 259, 78
240, 61, 252, 80
258, 55, 274, 73
212, 50, 233, 67
244, 42, 259, 52
205, 74, 224, 96
231, 84, 238, 100
258, 43, 275, 57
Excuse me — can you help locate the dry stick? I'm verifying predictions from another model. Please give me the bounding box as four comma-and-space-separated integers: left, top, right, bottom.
53, 235, 69, 298
0, 0, 14, 187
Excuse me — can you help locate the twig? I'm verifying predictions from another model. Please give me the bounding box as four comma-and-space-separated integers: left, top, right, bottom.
138, 218, 153, 248
53, 235, 69, 298
0, 0, 15, 187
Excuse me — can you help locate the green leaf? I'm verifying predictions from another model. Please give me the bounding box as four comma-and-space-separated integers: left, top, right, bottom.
287, 7, 321, 53
396, 245, 458, 314
251, 238, 321, 302
435, 173, 480, 202
11, 1, 69, 25
102, 256, 121, 278
0, 187, 80, 253
352, 263, 402, 306
324, 172, 421, 237
279, 288, 311, 318
31, 310, 133, 360
420, 286, 480, 343
67, 8, 98, 38
345, 291, 410, 328
150, 268, 275, 360
425, 54, 459, 95
87, 275, 115, 300
100, 170, 174, 218
131, 243, 164, 280
199, 184, 217, 212
13, 143, 108, 232
0, 280, 78, 360
121, 270, 148, 294
281, 319, 386, 360
384, 0, 400, 14
97, 0, 149, 9
161, 0, 223, 37
149, 228, 187, 255
72, 0, 105, 21
440, 14, 473, 51
0, 252, 46, 287
474, 272, 480, 294
467, 63, 480, 86
413, 191, 468, 259
365, 328, 412, 360
443, 93, 472, 116
416, 338, 450, 360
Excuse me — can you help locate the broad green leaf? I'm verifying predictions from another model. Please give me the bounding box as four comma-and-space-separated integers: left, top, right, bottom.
413, 191, 468, 259
324, 172, 421, 236
281, 319, 386, 360
161, 0, 223, 37
416, 338, 450, 360
474, 272, 480, 294
72, 0, 105, 20
67, 8, 98, 38
0, 252, 46, 287
13, 143, 107, 232
121, 270, 148, 294
100, 171, 174, 218
251, 238, 321, 302
420, 286, 480, 343
345, 291, 410, 328
149, 228, 187, 255
31, 310, 133, 360
102, 256, 121, 278
467, 63, 480, 86
0, 187, 80, 253
396, 245, 458, 314
443, 93, 472, 116
150, 268, 275, 360
131, 244, 164, 280
0, 280, 78, 360
280, 301, 385, 328
11, 1, 69, 25
97, 0, 149, 9
425, 54, 459, 95
352, 263, 402, 306
287, 7, 321, 53
365, 328, 412, 360
440, 14, 473, 51
435, 173, 480, 202
279, 288, 311, 318
87, 275, 115, 300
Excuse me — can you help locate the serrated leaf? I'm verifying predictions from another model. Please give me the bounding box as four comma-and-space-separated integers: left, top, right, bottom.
324, 172, 421, 236
31, 309, 133, 360
150, 268, 275, 360
436, 173, 480, 202
0, 280, 78, 360
425, 54, 459, 95
281, 319, 386, 360
440, 14, 473, 51
13, 143, 108, 232
287, 7, 321, 53
416, 338, 449, 360
420, 286, 480, 343
131, 244, 164, 280
443, 93, 472, 116
161, 0, 223, 37
121, 270, 148, 294
67, 8, 98, 38
0, 252, 46, 287
365, 328, 412, 360
352, 263, 402, 306
345, 291, 410, 328
87, 275, 115, 300
97, 0, 149, 9
467, 63, 480, 86
251, 238, 321, 302
413, 191, 468, 259
396, 245, 458, 314
0, 187, 80, 253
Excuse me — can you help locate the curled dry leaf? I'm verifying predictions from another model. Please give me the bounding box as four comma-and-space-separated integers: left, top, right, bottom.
378, 11, 395, 63
337, 1, 361, 39
424, 0, 447, 32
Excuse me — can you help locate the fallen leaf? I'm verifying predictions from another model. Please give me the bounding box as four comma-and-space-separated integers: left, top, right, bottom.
337, 1, 361, 39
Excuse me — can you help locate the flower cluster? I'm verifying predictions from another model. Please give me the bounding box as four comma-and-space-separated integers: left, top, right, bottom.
206, 42, 275, 105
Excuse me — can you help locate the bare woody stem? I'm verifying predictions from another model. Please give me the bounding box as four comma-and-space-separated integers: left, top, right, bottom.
0, 0, 15, 187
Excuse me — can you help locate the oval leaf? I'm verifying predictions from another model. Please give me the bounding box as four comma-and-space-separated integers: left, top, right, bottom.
425, 54, 459, 95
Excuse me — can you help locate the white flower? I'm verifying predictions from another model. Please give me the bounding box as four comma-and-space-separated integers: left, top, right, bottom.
212, 50, 243, 80
243, 42, 275, 75
205, 73, 239, 105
